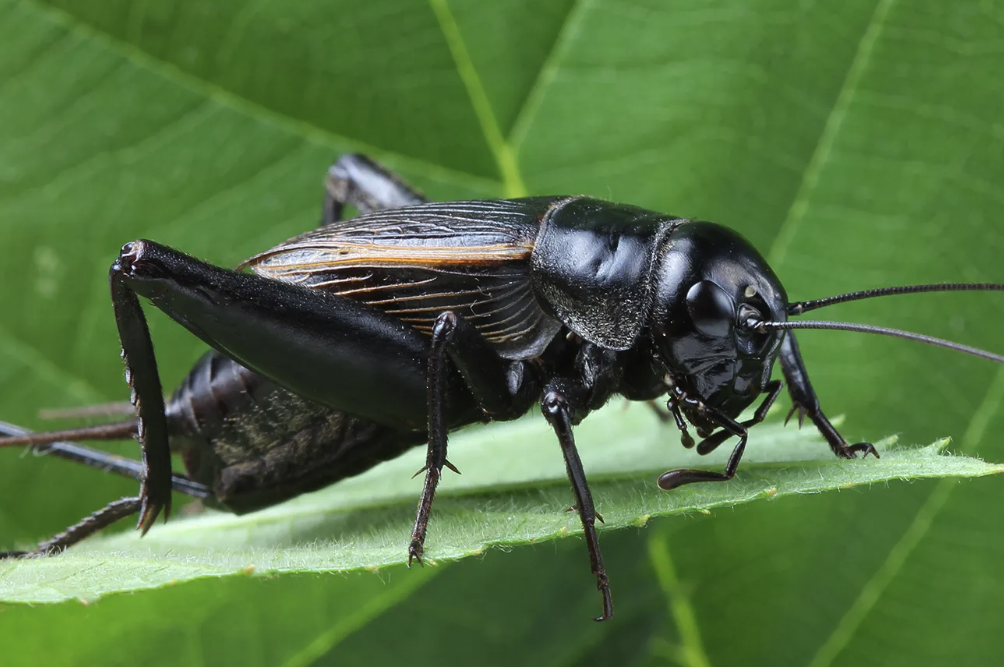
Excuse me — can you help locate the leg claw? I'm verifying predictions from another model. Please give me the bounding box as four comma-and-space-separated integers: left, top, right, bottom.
841, 442, 879, 459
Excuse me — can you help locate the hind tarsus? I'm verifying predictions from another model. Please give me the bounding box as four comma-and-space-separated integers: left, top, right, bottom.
0, 420, 213, 557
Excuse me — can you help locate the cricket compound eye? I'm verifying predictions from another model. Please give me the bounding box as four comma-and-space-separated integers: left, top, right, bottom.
686, 280, 734, 338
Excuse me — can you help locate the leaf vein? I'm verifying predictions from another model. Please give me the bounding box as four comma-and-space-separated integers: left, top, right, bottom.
3, 98, 213, 201
0, 325, 106, 409
25, 0, 502, 196
648, 528, 713, 667
767, 0, 897, 267
806, 367, 1004, 667
507, 0, 588, 151
279, 567, 438, 667
427, 0, 526, 197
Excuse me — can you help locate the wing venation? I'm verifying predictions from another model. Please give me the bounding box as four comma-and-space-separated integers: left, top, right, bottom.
244, 199, 565, 359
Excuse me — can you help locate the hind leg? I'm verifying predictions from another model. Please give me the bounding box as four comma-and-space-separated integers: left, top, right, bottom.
323, 154, 426, 224
0, 497, 143, 558
0, 421, 212, 557
0, 419, 211, 497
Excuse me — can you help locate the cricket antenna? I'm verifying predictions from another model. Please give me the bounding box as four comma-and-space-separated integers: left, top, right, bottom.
751, 320, 1004, 366
788, 283, 1004, 315
769, 282, 1004, 364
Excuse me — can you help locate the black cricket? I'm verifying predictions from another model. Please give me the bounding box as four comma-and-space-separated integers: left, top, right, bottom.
3, 154, 1004, 621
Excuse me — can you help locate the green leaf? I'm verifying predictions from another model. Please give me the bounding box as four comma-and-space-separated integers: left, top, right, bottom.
3, 402, 999, 604
2, 0, 1004, 665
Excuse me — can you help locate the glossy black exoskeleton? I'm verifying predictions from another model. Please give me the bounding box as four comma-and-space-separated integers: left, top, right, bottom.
4, 154, 1004, 621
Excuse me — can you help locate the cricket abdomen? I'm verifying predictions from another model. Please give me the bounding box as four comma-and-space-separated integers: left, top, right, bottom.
166, 351, 425, 514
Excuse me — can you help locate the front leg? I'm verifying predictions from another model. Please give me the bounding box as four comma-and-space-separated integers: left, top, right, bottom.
779, 332, 879, 459
656, 380, 784, 490
692, 379, 784, 456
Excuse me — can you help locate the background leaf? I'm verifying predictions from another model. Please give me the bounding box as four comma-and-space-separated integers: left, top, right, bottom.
2, 0, 1004, 665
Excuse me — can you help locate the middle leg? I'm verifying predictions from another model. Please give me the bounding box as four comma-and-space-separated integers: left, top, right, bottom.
408, 311, 537, 565
541, 385, 613, 622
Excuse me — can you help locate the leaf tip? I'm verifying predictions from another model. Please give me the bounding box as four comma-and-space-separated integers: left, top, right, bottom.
932, 437, 952, 453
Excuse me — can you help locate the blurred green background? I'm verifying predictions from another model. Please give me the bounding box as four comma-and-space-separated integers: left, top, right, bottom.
2, 0, 1004, 665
